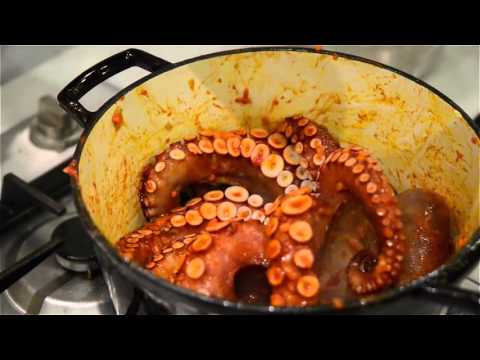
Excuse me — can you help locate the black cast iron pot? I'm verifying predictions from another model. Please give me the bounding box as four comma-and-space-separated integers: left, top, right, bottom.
56, 47, 480, 314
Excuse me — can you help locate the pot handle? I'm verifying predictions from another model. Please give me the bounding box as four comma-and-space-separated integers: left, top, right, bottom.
57, 48, 171, 127
416, 283, 480, 313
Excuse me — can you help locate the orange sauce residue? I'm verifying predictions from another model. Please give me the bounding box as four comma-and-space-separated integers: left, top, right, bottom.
63, 159, 79, 183
314, 45, 323, 52
456, 234, 469, 251
188, 79, 195, 91
140, 89, 149, 97
112, 107, 123, 128
455, 150, 464, 162
332, 298, 344, 310
235, 88, 252, 105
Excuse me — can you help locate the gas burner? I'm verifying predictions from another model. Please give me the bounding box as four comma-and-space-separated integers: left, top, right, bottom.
3, 212, 114, 315
54, 217, 97, 274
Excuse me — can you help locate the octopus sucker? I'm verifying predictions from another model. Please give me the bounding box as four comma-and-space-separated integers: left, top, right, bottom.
117, 116, 454, 308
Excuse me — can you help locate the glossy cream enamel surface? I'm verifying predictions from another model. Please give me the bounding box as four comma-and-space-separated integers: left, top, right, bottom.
77, 51, 479, 249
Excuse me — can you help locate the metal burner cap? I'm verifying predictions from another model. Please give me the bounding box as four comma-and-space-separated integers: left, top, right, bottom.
54, 217, 97, 273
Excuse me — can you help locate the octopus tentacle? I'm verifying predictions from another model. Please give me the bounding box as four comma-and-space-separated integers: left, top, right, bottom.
140, 130, 284, 220
319, 147, 406, 295
119, 187, 272, 300
314, 199, 378, 302
140, 117, 339, 220
270, 118, 407, 297
263, 189, 341, 307
313, 189, 453, 300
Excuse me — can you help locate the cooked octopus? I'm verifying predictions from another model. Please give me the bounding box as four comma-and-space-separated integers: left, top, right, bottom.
116, 116, 453, 308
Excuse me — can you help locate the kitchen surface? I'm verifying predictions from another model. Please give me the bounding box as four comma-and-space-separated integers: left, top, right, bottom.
0, 45, 478, 315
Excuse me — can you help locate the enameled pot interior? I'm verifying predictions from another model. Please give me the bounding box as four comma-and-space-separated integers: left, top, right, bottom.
75, 49, 480, 308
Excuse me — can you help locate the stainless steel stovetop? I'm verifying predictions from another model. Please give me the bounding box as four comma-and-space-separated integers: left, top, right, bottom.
1, 45, 478, 315
1, 196, 115, 315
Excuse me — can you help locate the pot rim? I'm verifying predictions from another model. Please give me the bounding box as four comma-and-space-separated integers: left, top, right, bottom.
69, 46, 480, 314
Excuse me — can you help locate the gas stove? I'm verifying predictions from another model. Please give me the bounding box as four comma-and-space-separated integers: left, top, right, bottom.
0, 93, 115, 314
0, 45, 478, 315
